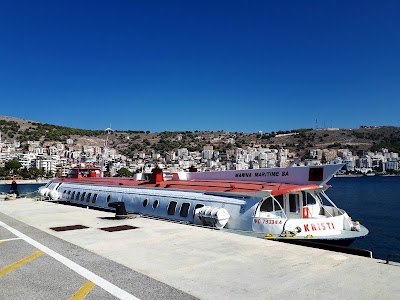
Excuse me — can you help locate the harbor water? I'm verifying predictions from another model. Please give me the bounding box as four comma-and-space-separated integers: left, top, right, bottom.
1, 178, 399, 260
327, 176, 400, 260
0, 183, 45, 198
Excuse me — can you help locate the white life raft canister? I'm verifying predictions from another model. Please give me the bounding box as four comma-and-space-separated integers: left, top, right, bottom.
194, 206, 230, 229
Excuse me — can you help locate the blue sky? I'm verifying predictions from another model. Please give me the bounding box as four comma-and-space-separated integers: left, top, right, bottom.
1, 1, 399, 133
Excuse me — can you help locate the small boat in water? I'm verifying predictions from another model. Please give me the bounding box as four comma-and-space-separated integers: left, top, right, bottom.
38, 163, 368, 246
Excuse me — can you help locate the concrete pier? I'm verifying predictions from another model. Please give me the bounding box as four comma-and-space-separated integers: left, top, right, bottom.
1, 198, 399, 299
0, 179, 49, 185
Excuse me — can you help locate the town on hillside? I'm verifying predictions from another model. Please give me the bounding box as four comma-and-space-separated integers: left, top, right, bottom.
0, 124, 399, 179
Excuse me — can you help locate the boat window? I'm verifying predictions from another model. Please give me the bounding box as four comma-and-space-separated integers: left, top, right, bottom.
86, 193, 91, 202
260, 198, 273, 212
71, 191, 75, 200
75, 192, 80, 200
302, 192, 317, 206
67, 191, 71, 197
143, 199, 148, 207
274, 195, 284, 211
289, 194, 300, 213
194, 204, 204, 215
92, 194, 98, 203
106, 195, 111, 203
55, 183, 62, 191
167, 201, 177, 215
180, 202, 190, 217
81, 192, 86, 201
152, 199, 159, 209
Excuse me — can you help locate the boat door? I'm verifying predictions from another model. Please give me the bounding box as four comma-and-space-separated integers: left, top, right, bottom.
285, 193, 302, 219
253, 196, 286, 235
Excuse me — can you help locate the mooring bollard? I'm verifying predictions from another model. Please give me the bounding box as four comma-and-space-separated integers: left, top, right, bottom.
108, 202, 129, 219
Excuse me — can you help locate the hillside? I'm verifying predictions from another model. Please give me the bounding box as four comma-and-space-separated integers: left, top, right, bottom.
1, 115, 400, 155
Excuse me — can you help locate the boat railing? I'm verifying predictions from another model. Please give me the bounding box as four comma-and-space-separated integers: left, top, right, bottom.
319, 191, 346, 216
320, 191, 339, 209
320, 206, 345, 218
319, 206, 334, 218
320, 191, 354, 229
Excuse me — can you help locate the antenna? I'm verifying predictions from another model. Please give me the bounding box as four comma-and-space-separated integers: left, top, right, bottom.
101, 126, 114, 177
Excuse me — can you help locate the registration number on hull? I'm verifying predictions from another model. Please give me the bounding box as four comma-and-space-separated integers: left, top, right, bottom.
253, 218, 282, 225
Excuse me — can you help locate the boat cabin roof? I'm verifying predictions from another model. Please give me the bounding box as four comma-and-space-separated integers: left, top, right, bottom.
54, 177, 321, 196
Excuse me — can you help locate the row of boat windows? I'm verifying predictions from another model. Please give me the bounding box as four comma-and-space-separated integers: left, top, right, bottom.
62, 190, 99, 203
142, 199, 203, 218
61, 189, 204, 218
260, 193, 317, 213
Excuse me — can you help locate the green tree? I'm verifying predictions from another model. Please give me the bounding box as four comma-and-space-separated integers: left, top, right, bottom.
28, 167, 42, 179
20, 167, 30, 179
4, 160, 22, 175
117, 167, 133, 177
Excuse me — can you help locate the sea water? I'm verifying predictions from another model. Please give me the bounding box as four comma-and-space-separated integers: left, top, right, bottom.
0, 183, 46, 198
327, 176, 400, 260
1, 178, 399, 260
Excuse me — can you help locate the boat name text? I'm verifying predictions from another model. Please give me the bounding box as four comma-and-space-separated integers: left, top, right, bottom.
235, 171, 289, 178
303, 222, 336, 231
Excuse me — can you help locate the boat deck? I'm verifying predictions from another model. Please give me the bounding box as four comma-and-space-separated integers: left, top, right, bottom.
1, 198, 399, 299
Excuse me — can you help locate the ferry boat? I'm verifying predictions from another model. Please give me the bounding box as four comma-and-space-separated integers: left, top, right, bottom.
38, 164, 368, 246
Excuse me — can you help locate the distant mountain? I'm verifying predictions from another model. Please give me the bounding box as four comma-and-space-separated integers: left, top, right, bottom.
1, 115, 400, 155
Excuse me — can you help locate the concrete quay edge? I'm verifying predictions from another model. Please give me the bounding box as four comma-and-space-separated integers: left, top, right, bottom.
1, 198, 399, 300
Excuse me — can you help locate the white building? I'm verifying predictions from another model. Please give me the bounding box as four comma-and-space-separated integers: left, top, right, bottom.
202, 149, 214, 160
17, 153, 37, 169
385, 159, 398, 171
36, 156, 58, 175
177, 148, 189, 158
258, 152, 267, 168
357, 156, 372, 168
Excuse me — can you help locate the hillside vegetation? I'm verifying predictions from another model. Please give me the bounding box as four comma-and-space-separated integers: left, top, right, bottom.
1, 116, 400, 155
